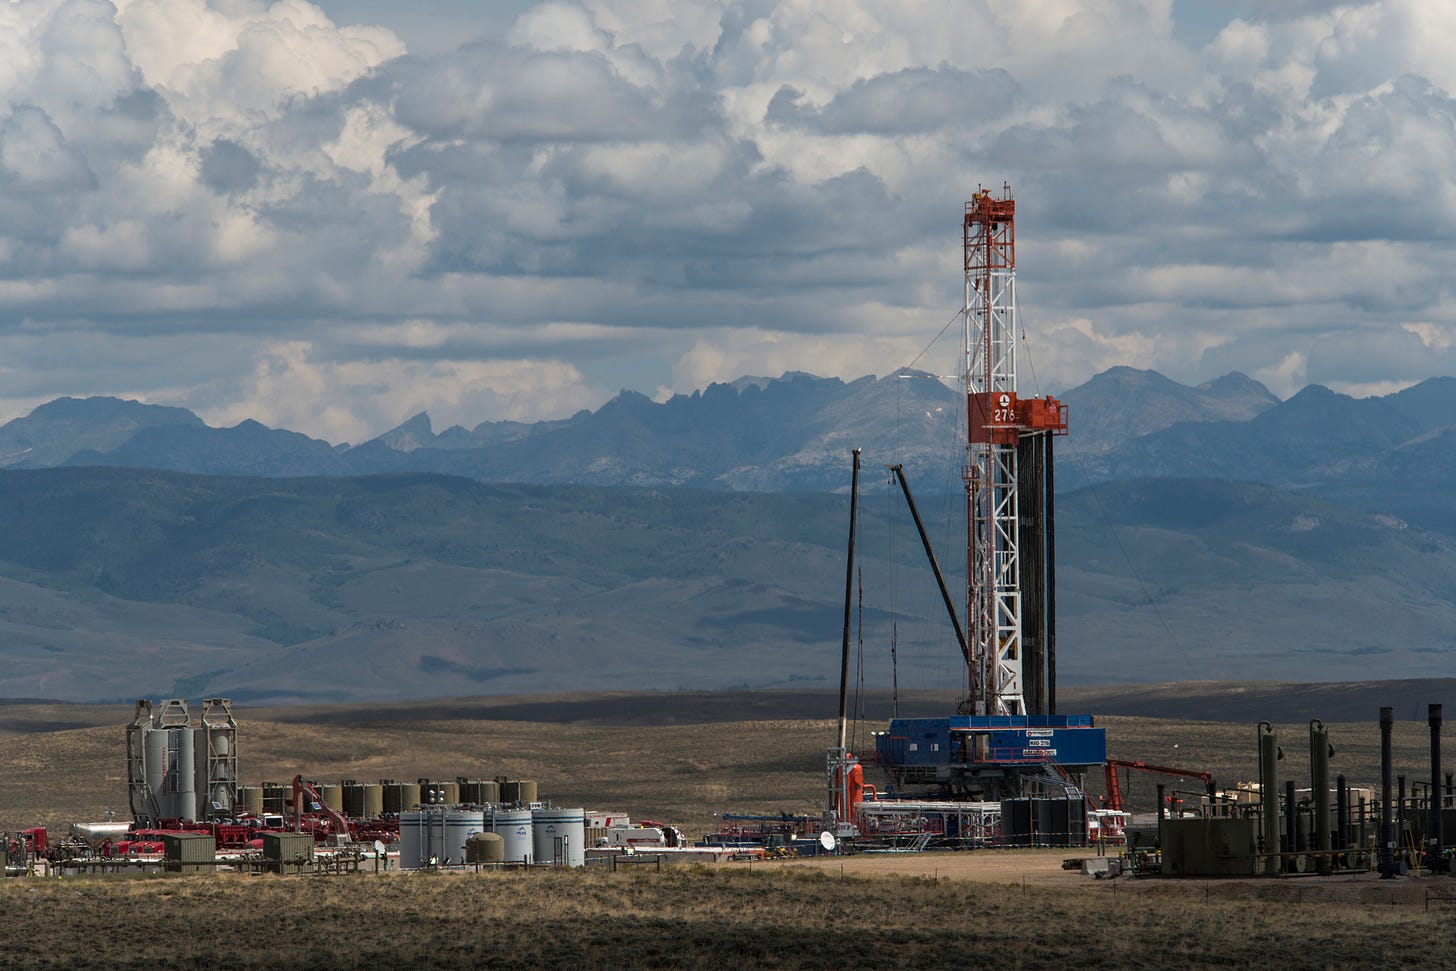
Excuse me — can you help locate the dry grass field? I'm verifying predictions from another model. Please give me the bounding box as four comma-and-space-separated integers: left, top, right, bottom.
5, 862, 1456, 969
1, 692, 1452, 969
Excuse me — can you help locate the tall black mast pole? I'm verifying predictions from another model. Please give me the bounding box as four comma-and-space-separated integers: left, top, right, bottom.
838, 449, 862, 752
1046, 434, 1057, 715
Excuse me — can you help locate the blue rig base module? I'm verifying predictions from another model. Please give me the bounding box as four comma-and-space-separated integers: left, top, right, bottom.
874, 714, 1107, 800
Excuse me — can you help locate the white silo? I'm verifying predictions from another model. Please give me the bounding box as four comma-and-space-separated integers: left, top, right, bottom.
399, 811, 428, 869
442, 810, 485, 864
532, 808, 586, 867
493, 809, 534, 864
400, 809, 487, 868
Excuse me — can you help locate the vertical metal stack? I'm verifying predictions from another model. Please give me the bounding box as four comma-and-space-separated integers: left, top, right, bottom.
1258, 722, 1279, 876
1309, 719, 1332, 873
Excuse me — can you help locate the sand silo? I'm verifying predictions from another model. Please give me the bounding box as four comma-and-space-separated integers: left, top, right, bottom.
126, 698, 237, 824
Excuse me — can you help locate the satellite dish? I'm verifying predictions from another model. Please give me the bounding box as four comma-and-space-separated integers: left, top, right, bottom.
819, 831, 837, 852
373, 841, 386, 855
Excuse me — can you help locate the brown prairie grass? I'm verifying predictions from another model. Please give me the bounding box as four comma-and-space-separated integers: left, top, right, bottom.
2, 865, 1453, 970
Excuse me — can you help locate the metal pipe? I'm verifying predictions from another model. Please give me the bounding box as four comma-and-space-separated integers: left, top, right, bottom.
1359, 793, 1367, 851
837, 449, 861, 753
1399, 774, 1406, 833
1285, 779, 1297, 869
1431, 704, 1444, 869
1310, 718, 1331, 872
1156, 783, 1166, 821
887, 464, 971, 669
1380, 706, 1396, 878
1337, 774, 1348, 850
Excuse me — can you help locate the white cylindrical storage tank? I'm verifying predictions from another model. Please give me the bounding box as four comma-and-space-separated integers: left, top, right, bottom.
442, 810, 485, 865
399, 811, 428, 870
400, 810, 487, 867
493, 809, 534, 864
533, 808, 586, 867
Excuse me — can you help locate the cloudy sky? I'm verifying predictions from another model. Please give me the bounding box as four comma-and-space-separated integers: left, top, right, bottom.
1, 0, 1454, 443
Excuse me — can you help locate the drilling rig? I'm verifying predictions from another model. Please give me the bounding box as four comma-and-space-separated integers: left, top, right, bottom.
830, 188, 1106, 832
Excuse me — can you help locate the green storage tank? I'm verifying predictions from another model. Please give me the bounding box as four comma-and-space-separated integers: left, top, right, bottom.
320, 784, 344, 813
362, 784, 384, 819
343, 783, 365, 818
239, 786, 265, 816
465, 832, 505, 864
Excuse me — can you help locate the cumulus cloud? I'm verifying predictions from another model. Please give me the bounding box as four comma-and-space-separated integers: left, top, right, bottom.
2, 0, 1456, 438
206, 340, 604, 442
766, 66, 1020, 134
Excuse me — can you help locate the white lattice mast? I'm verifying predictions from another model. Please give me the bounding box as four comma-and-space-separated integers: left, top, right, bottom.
962, 186, 1068, 717
963, 185, 1023, 716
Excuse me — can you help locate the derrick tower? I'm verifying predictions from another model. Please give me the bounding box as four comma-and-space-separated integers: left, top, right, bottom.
962, 185, 1066, 716
857, 187, 1103, 808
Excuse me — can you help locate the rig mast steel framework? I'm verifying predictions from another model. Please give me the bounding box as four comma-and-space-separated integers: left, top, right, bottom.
962, 185, 1065, 716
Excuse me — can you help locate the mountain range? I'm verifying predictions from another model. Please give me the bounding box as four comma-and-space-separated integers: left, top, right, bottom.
12, 365, 1456, 536
4, 373, 962, 492
0, 365, 1284, 496
6, 365, 1456, 703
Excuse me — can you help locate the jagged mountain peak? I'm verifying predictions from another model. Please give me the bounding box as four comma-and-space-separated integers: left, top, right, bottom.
375, 412, 435, 453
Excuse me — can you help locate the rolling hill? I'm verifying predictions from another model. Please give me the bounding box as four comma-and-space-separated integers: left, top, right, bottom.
2, 467, 1455, 702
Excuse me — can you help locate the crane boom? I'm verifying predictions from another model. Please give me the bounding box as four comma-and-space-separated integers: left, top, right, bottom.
888, 463, 971, 669
291, 774, 350, 839
1103, 759, 1216, 812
